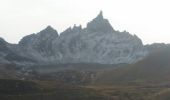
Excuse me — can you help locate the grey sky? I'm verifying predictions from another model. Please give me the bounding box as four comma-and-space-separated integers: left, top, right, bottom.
0, 0, 170, 44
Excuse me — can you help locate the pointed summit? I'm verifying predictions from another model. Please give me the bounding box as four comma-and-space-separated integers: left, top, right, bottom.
19, 25, 58, 46
39, 25, 58, 37
86, 11, 114, 33
46, 25, 54, 30
99, 10, 103, 15
96, 11, 103, 19
43, 25, 57, 33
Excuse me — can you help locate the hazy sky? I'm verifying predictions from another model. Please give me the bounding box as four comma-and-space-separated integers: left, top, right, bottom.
0, 0, 170, 44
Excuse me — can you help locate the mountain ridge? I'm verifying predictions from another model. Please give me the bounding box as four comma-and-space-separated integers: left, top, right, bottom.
0, 11, 168, 65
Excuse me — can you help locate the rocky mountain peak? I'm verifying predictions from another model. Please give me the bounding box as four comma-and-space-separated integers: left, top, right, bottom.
19, 26, 58, 46
96, 11, 104, 20
86, 11, 114, 33
46, 25, 54, 30
38, 25, 58, 37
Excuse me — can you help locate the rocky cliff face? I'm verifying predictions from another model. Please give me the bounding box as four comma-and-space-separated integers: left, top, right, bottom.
0, 11, 148, 65
18, 26, 59, 63
0, 38, 12, 64
0, 38, 34, 65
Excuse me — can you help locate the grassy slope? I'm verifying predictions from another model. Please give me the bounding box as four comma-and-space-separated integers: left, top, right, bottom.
150, 88, 170, 100
1, 79, 170, 100
0, 79, 110, 100
95, 47, 170, 86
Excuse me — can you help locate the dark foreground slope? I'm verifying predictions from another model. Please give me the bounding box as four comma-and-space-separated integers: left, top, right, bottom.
0, 79, 110, 100
1, 79, 170, 100
95, 47, 170, 86
151, 89, 170, 100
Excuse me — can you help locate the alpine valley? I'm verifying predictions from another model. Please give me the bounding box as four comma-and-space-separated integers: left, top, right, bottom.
0, 11, 170, 100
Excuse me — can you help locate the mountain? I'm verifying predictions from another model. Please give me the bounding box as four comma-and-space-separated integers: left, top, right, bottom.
18, 26, 59, 63
145, 43, 170, 53
0, 38, 34, 65
1, 11, 169, 65
94, 46, 170, 85
11, 11, 147, 64
1, 11, 170, 100
87, 11, 114, 33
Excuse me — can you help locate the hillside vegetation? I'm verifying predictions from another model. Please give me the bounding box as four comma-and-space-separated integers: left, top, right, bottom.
95, 47, 170, 86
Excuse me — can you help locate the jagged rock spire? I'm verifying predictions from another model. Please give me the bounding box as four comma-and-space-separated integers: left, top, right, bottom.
96, 11, 103, 19
86, 11, 114, 33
